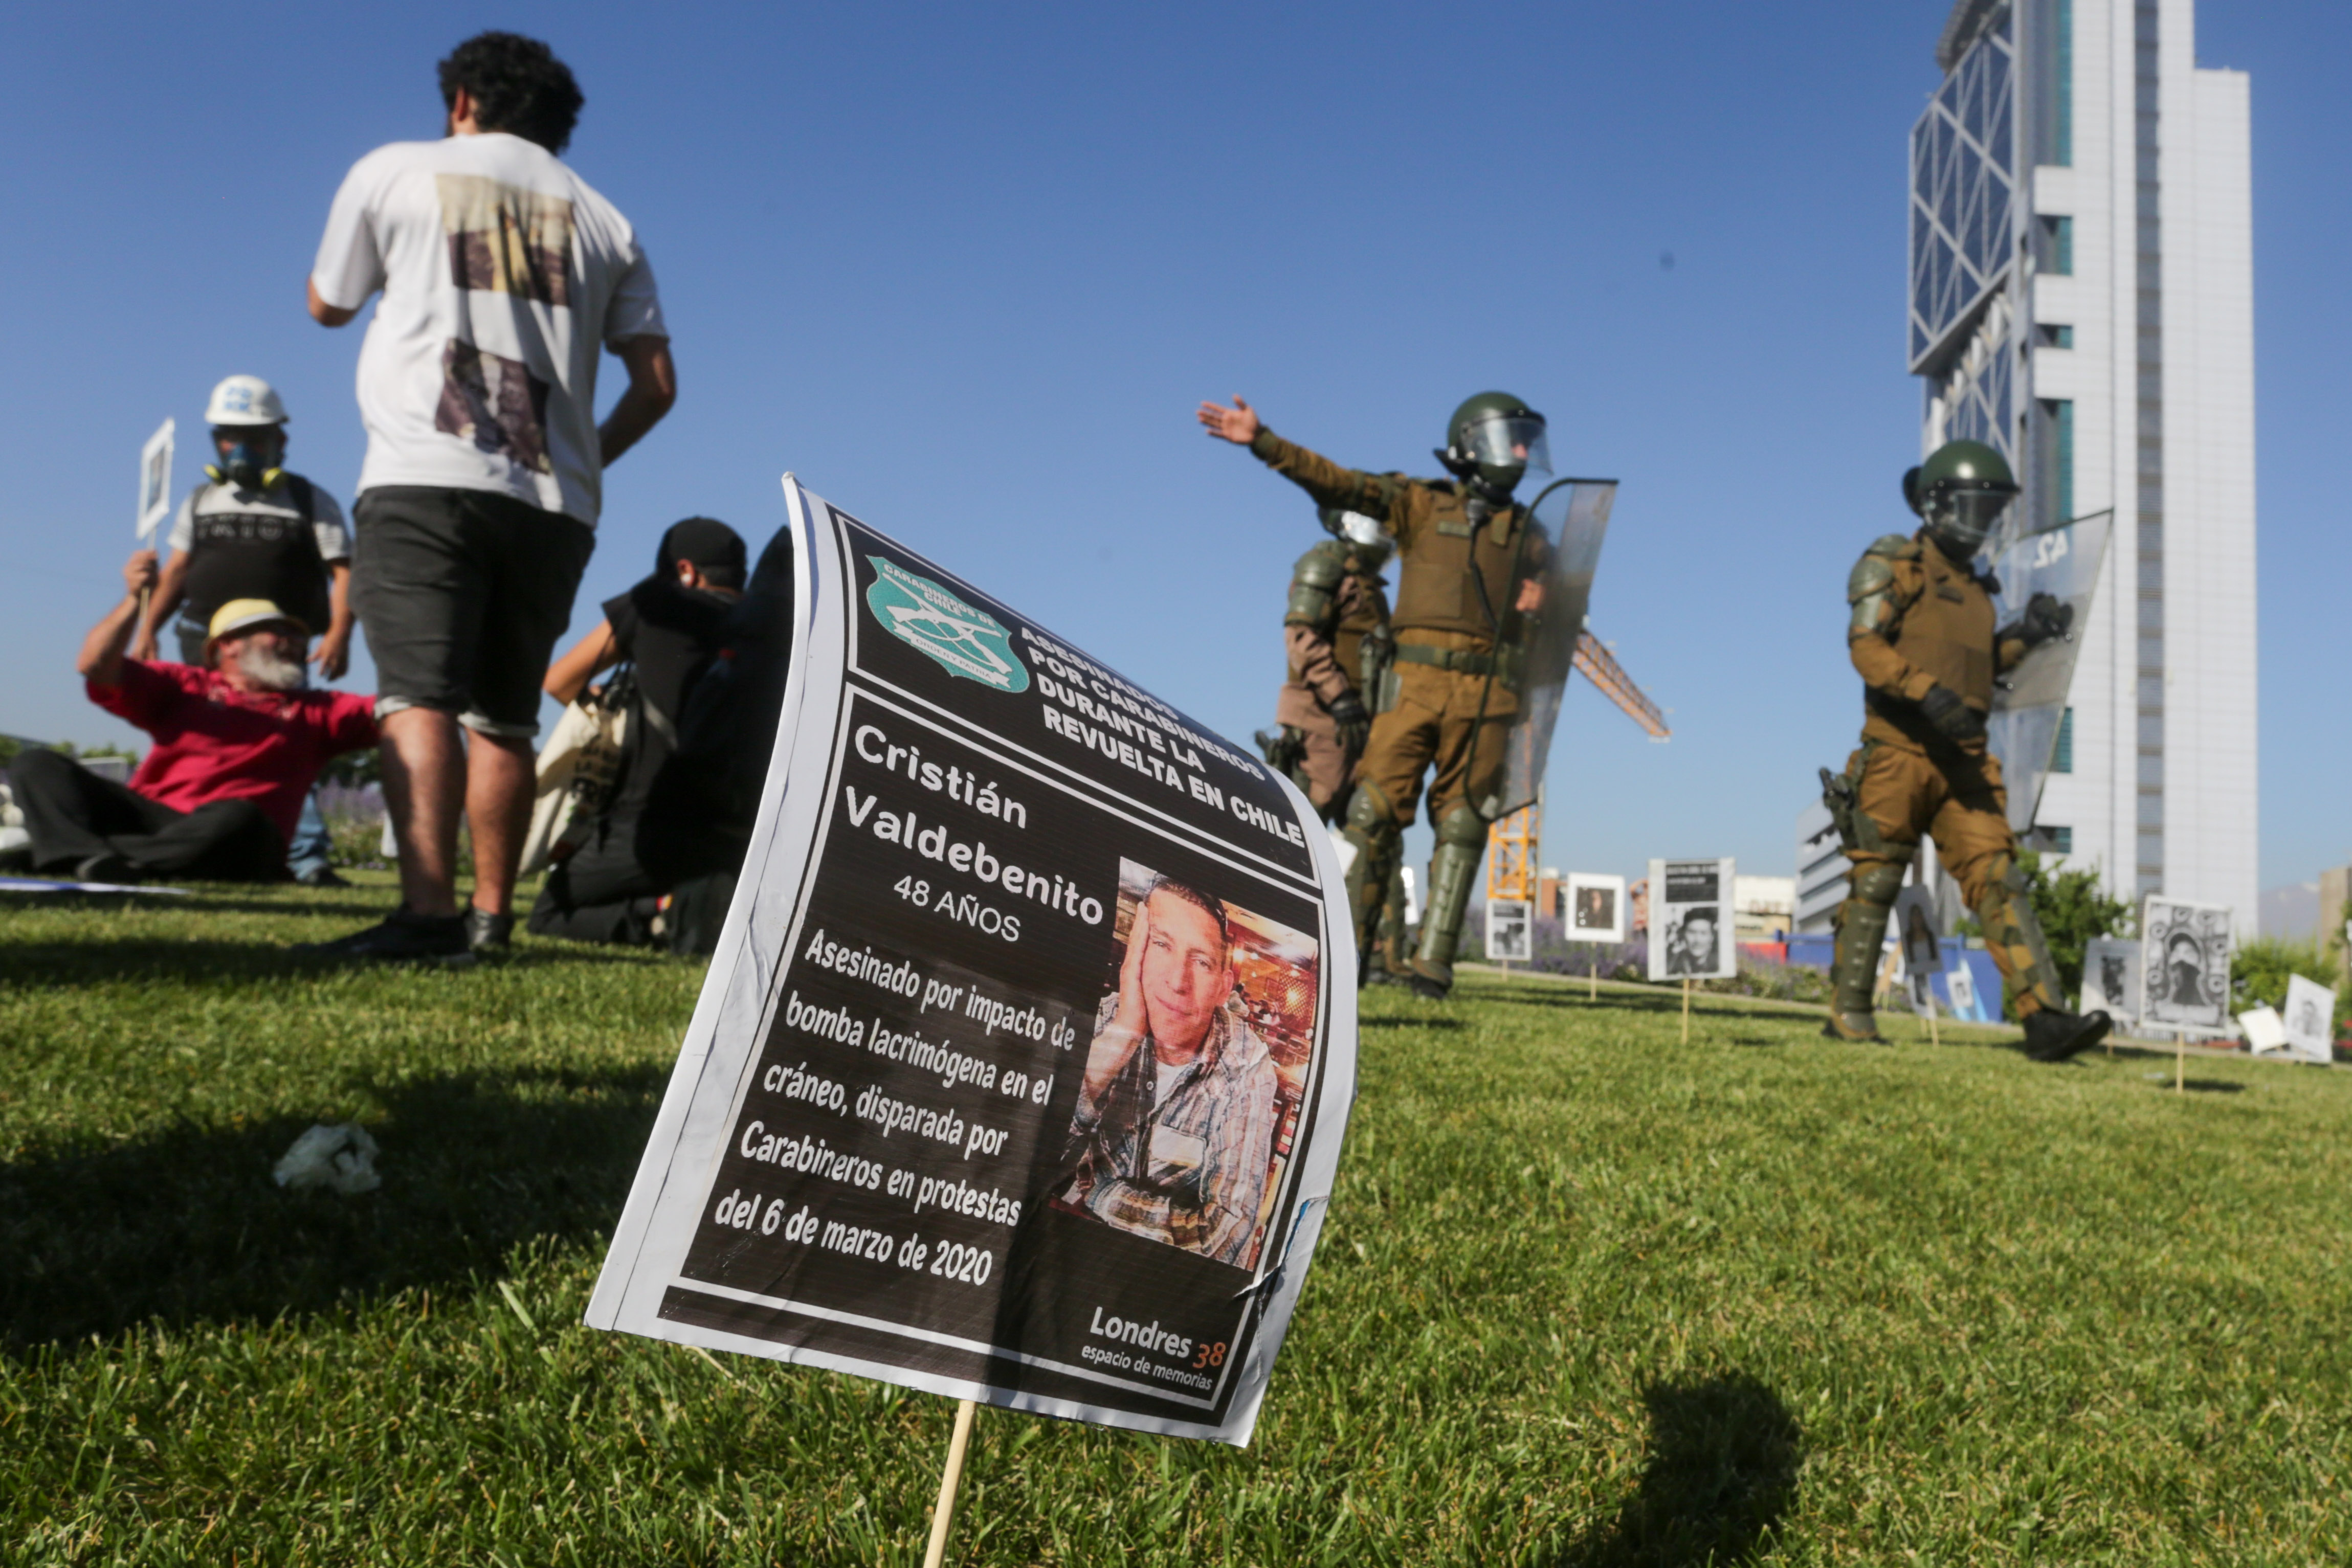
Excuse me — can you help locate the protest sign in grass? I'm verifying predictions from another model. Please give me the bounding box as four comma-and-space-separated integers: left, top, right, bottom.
4, 880, 2349, 1563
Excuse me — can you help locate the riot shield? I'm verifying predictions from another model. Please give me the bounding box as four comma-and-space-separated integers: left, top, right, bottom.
1486, 477, 1617, 819
1985, 508, 2114, 835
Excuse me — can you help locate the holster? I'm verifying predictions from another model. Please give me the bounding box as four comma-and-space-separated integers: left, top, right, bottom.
1818, 764, 1863, 855
1361, 626, 1399, 715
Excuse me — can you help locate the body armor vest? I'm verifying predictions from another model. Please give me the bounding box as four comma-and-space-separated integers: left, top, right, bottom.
1283, 540, 1391, 694
1391, 486, 1525, 647
181, 477, 331, 634
1883, 540, 1996, 710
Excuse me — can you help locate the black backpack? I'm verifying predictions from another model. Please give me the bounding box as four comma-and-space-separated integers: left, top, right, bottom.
665, 524, 796, 828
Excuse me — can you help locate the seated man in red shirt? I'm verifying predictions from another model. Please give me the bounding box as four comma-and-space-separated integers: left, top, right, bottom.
8, 550, 380, 883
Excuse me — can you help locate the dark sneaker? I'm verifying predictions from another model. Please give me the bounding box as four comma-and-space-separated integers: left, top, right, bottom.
2023, 1008, 2111, 1062
295, 909, 474, 966
1822, 1007, 1889, 1044
465, 907, 515, 955
75, 853, 142, 885
295, 865, 352, 888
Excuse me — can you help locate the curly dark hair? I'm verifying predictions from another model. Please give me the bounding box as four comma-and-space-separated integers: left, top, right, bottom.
438, 32, 584, 154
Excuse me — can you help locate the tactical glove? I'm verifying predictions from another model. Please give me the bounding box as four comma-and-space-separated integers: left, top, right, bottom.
2018, 591, 2073, 647
1327, 692, 1371, 754
1919, 684, 1986, 745
1257, 726, 1306, 775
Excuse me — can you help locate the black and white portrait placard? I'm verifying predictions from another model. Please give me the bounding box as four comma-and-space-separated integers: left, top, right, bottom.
1485, 898, 1533, 963
1646, 858, 1736, 981
587, 477, 1357, 1446
1565, 872, 1626, 945
2081, 936, 2140, 1024
2282, 974, 2335, 1065
2140, 898, 2233, 1034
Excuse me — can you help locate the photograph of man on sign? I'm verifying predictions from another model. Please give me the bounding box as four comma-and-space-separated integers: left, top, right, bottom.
1665, 906, 1719, 977
1059, 862, 1303, 1271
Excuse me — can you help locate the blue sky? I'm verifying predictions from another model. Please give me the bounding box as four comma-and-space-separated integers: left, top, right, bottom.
1, 1, 2341, 891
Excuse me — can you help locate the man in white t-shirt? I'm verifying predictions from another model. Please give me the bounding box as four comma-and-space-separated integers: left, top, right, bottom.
301, 31, 676, 964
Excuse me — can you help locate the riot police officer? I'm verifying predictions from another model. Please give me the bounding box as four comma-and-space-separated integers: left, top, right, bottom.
1822, 438, 2110, 1061
1203, 391, 1548, 1000
1256, 506, 1412, 981
1260, 505, 1391, 818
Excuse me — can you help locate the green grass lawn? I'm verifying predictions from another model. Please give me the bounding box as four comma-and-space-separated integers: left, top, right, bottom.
4, 879, 2349, 1565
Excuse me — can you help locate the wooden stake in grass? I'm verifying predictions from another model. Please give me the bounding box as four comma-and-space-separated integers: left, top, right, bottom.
1589, 954, 1597, 1002
2177, 1031, 2186, 1095
1922, 983, 1940, 1050
922, 1398, 978, 1568
1681, 977, 1692, 1045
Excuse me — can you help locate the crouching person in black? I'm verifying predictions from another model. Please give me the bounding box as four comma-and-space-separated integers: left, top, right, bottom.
530, 519, 766, 950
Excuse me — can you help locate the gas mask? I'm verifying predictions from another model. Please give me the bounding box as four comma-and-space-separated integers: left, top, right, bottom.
205, 429, 284, 492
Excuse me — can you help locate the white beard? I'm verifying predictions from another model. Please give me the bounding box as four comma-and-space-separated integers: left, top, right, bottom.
237, 644, 309, 692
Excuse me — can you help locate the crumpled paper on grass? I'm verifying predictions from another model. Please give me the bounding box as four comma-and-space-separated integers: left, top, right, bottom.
273, 1123, 382, 1194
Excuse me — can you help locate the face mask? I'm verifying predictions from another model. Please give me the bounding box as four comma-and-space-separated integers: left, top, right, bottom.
206, 435, 283, 491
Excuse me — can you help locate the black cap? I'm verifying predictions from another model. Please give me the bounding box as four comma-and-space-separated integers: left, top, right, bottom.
656, 518, 747, 587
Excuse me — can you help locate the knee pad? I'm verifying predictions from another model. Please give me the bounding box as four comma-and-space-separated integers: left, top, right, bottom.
1435, 803, 1488, 848
1848, 861, 1907, 910
1347, 779, 1399, 837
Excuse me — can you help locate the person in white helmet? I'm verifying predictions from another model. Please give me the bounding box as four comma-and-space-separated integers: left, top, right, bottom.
136, 375, 356, 680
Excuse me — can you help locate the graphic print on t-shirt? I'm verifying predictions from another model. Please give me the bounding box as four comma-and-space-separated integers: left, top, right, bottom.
436, 173, 573, 305
437, 341, 553, 473
432, 174, 569, 472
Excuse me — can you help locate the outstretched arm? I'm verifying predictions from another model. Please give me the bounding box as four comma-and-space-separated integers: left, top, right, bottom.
82, 552, 159, 689
1196, 396, 1396, 521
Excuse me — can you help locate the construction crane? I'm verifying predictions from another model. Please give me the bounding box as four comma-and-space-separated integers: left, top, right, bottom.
1486, 631, 1668, 908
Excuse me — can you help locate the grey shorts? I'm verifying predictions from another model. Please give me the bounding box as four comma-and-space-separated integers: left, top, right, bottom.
352, 486, 595, 738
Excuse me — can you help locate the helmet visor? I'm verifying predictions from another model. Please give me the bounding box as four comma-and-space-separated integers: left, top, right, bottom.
1932, 483, 2016, 548
1460, 414, 1551, 478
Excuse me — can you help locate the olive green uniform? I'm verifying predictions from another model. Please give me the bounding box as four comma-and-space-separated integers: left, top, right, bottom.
1250, 426, 1534, 989
1276, 539, 1391, 814
1829, 529, 2063, 1027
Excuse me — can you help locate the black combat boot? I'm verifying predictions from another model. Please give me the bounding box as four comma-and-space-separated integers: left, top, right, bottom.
2022, 1008, 2111, 1062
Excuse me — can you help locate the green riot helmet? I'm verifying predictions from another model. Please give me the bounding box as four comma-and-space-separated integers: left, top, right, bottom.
1437, 391, 1550, 502
1318, 504, 1395, 571
1900, 465, 1924, 517
1916, 438, 2017, 557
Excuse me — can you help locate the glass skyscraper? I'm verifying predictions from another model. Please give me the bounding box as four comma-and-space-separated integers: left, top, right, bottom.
1908, 0, 2254, 921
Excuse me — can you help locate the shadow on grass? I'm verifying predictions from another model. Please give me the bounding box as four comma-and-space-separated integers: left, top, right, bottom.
0, 1063, 665, 1352
0, 937, 665, 991
1547, 1372, 1801, 1568
1361, 1016, 1466, 1031
2159, 1078, 2247, 1095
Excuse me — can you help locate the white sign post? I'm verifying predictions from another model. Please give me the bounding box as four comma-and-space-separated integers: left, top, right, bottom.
1565, 871, 1627, 999
2081, 936, 2141, 1034
137, 419, 175, 540
2142, 897, 2234, 1092
2282, 974, 2336, 1065
1893, 885, 1942, 1047
1647, 858, 1735, 1043
1485, 898, 1532, 968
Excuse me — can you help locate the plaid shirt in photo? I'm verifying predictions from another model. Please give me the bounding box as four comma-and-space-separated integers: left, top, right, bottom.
1063, 997, 1280, 1269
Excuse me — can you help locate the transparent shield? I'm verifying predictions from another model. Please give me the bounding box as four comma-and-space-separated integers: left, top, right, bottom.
1488, 477, 1617, 818
1985, 507, 2114, 834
